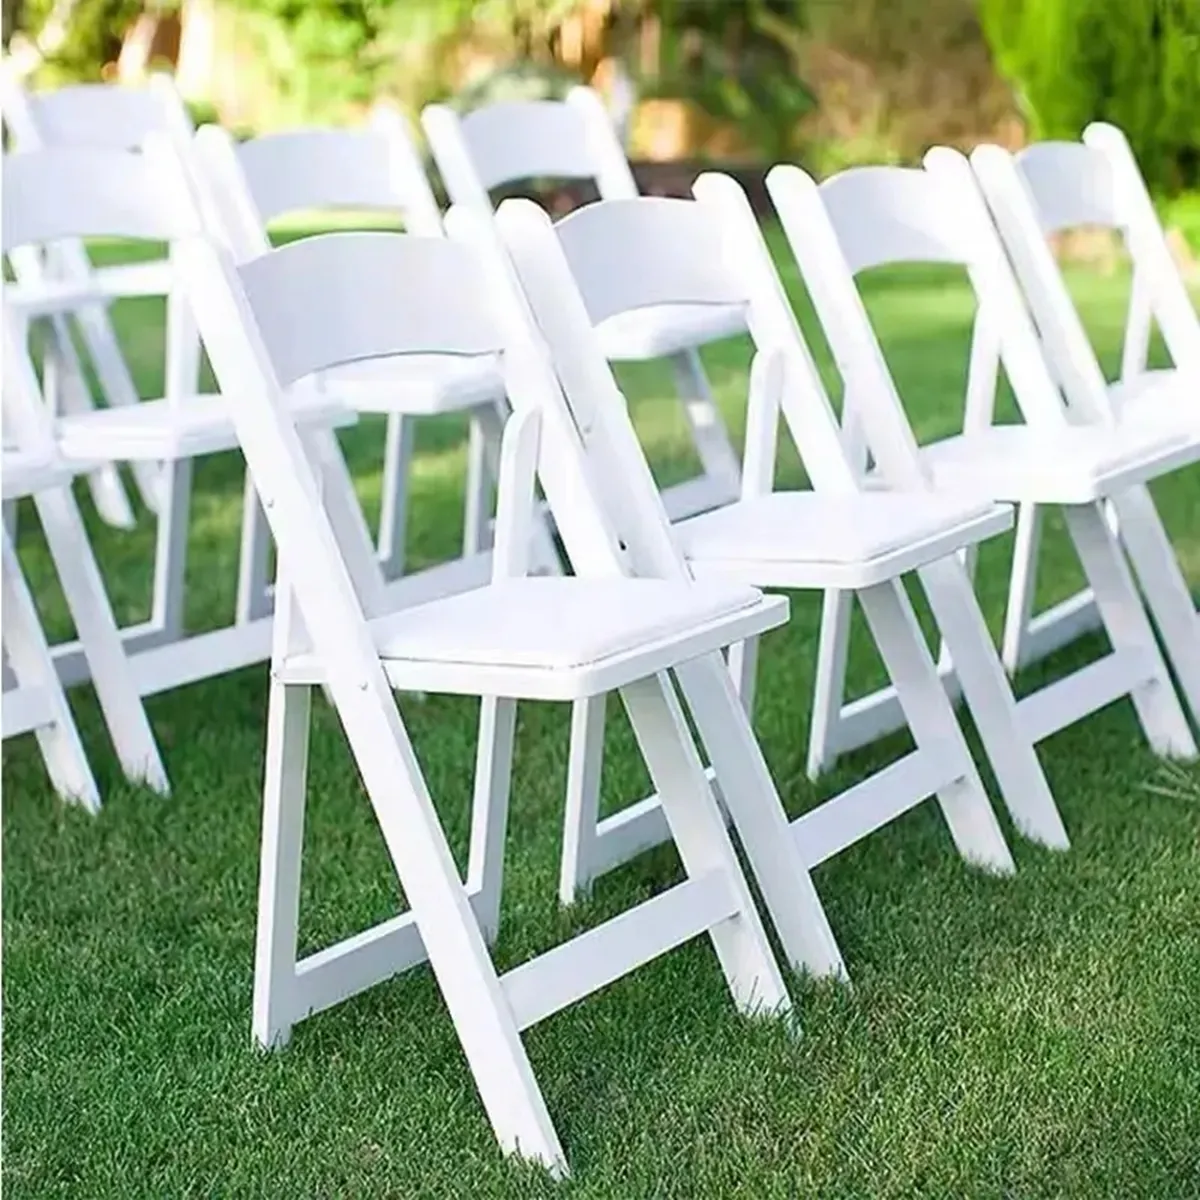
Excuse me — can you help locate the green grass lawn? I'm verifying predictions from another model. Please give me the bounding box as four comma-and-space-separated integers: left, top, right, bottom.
4, 224, 1200, 1198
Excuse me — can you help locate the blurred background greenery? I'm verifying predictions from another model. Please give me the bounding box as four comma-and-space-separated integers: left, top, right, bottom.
3, 0, 1199, 239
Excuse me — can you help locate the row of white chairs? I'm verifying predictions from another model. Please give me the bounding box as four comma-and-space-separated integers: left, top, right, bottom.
2, 79, 1198, 1174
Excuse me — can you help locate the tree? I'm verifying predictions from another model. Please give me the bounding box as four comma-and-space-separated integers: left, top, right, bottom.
981, 0, 1200, 192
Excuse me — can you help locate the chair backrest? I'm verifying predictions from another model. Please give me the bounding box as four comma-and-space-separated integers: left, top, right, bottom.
2, 137, 209, 401
191, 105, 444, 264
1, 141, 203, 448
473, 184, 919, 586
171, 155, 496, 860
972, 125, 1200, 392
766, 150, 1087, 464
1, 73, 194, 150
422, 86, 638, 218
1, 145, 198, 251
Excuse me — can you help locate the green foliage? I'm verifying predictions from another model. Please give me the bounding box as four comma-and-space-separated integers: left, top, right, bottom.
642, 0, 814, 161
981, 0, 1200, 193
232, 0, 383, 121
21, 0, 141, 82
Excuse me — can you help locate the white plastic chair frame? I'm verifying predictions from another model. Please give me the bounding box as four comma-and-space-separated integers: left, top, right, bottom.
1, 234, 169, 803
1, 143, 357, 704
422, 86, 746, 524
0, 72, 196, 525
780, 150, 1198, 783
189, 112, 557, 614
166, 137, 815, 1176
479, 188, 1070, 934
969, 125, 1200, 724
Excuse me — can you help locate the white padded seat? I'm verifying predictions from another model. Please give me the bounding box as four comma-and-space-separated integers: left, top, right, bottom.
54, 389, 355, 462
321, 352, 506, 415
914, 420, 1200, 506
597, 302, 747, 362
676, 490, 1012, 590
282, 576, 790, 701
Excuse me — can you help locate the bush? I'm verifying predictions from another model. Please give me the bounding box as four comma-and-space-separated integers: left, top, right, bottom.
981, 0, 1200, 193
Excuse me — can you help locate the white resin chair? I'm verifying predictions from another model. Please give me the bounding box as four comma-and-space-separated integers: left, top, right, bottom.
771, 151, 1199, 782
423, 86, 745, 523
480, 187, 1062, 913
165, 142, 817, 1177
1, 291, 168, 806
1, 144, 355, 703
189, 111, 557, 601
968, 125, 1200, 717
0, 72, 196, 524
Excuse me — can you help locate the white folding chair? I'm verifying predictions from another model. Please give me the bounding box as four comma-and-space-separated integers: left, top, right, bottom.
475, 188, 1061, 920
1, 299, 168, 806
0, 72, 196, 526
165, 141, 815, 1177
774, 151, 1199, 782
189, 110, 557, 605
1, 144, 356, 702
968, 126, 1200, 721
422, 86, 746, 524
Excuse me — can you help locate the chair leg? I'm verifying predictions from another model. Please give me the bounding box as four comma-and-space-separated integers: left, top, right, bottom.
919, 556, 1069, 849
620, 671, 792, 1014
149, 458, 192, 642
235, 472, 274, 624
726, 632, 760, 717
252, 674, 312, 1050
1001, 503, 1042, 672
378, 413, 415, 579
1063, 501, 1196, 757
674, 652, 848, 979
559, 694, 606, 905
348, 714, 567, 1171
463, 415, 493, 557
34, 486, 168, 793
857, 578, 1015, 874
467, 696, 518, 942
1, 530, 99, 810
1110, 484, 1200, 728
807, 589, 854, 779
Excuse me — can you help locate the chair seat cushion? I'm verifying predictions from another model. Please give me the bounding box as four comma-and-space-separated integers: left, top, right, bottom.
678, 490, 1000, 566
597, 302, 747, 362
369, 576, 764, 672
321, 353, 506, 416
54, 389, 354, 462
915, 419, 1200, 504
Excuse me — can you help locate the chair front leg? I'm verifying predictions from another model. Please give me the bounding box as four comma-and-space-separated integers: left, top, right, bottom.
1109, 483, 1200, 728
252, 673, 312, 1050
807, 588, 854, 779
377, 412, 415, 579
1062, 500, 1196, 758
559, 694, 606, 905
468, 695, 518, 943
